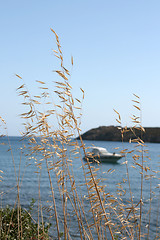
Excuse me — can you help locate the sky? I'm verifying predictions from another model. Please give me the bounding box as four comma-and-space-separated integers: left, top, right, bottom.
1, 0, 160, 136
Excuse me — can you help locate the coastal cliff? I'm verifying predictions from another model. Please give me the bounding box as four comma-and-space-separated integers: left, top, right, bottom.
78, 126, 160, 143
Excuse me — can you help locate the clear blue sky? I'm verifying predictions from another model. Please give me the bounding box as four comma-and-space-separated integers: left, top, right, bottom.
1, 0, 160, 136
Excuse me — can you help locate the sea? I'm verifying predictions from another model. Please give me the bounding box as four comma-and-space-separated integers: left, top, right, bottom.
0, 136, 159, 239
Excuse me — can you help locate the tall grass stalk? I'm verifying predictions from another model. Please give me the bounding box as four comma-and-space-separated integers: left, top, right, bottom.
0, 29, 159, 239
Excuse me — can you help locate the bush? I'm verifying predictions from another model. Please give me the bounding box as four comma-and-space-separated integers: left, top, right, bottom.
0, 199, 51, 240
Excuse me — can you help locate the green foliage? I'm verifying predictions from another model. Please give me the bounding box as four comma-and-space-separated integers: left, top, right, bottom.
0, 199, 51, 240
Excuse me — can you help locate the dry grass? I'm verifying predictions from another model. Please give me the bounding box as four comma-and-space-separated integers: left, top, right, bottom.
0, 29, 159, 239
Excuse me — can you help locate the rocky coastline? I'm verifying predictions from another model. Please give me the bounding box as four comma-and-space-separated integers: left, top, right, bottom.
77, 125, 160, 143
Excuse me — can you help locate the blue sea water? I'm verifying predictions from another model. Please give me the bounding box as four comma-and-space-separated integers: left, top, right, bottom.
0, 137, 159, 239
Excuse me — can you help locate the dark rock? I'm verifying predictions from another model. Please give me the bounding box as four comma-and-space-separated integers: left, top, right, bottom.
77, 125, 160, 143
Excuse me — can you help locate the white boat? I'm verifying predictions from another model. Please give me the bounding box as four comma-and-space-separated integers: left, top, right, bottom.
83, 147, 123, 163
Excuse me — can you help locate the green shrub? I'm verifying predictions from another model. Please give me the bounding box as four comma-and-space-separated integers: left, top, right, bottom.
0, 199, 51, 240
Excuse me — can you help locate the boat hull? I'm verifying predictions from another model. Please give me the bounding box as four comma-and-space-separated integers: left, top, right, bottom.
83, 154, 122, 163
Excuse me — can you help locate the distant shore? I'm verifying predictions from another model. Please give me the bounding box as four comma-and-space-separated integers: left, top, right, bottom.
77, 125, 160, 143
